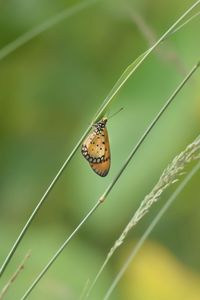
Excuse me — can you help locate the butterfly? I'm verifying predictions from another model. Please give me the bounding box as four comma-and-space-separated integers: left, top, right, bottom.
81, 117, 111, 177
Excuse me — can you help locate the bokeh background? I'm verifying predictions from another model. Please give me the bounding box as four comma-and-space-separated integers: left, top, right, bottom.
0, 0, 200, 299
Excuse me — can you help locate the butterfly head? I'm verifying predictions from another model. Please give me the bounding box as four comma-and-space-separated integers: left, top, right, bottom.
94, 117, 107, 130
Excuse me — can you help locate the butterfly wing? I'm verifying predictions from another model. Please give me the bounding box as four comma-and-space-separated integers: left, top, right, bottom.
89, 127, 110, 177
81, 126, 111, 177
90, 158, 110, 177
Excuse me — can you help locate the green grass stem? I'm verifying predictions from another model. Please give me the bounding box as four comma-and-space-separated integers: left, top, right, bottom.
20, 62, 199, 300
103, 160, 200, 300
1, 0, 199, 282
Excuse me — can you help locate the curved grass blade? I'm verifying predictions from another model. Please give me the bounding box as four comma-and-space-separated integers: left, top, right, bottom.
20, 62, 199, 300
84, 62, 200, 299
1, 0, 199, 281
0, 0, 101, 61
103, 160, 200, 300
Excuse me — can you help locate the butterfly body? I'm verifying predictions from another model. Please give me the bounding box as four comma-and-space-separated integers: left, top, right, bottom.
81, 118, 110, 177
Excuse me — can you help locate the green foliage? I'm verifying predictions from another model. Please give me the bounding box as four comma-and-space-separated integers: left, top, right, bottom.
0, 1, 200, 299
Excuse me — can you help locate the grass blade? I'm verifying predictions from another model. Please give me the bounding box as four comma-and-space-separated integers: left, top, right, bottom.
1, 0, 199, 281
20, 62, 199, 300
103, 160, 200, 300
0, 252, 31, 300
0, 0, 100, 61
84, 62, 200, 299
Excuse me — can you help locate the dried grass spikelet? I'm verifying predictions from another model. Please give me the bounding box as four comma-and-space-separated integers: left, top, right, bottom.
84, 136, 200, 300
110, 135, 200, 253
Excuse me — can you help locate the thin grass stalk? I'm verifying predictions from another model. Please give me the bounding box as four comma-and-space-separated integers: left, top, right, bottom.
0, 0, 199, 63
94, 3, 200, 119
0, 0, 199, 279
110, 135, 200, 248
19, 203, 100, 300
98, 61, 199, 202
130, 10, 187, 75
103, 158, 200, 300
130, 9, 200, 45
20, 62, 199, 300
0, 251, 31, 300
167, 10, 200, 38
79, 279, 90, 300
84, 64, 200, 299
103, 160, 200, 300
88, 136, 200, 300
0, 0, 100, 61
0, 127, 92, 278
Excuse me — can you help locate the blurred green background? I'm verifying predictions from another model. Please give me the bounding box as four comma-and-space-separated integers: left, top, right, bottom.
0, 0, 200, 299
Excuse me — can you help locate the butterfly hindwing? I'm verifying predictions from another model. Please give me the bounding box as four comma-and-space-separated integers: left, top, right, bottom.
90, 158, 110, 177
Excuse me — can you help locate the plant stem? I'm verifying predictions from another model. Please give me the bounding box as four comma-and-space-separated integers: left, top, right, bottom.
103, 160, 200, 300
0, 127, 91, 277
84, 61, 200, 299
100, 61, 200, 202
20, 62, 199, 300
0, 0, 100, 61
1, 0, 199, 280
93, 0, 200, 117
19, 202, 100, 300
0, 251, 31, 300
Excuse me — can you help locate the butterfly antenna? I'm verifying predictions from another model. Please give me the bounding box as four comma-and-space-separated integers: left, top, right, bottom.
107, 107, 123, 120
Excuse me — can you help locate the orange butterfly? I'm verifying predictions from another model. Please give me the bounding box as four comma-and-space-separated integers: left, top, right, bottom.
81, 117, 110, 177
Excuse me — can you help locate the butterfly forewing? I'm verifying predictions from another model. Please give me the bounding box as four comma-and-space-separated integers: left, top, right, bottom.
81, 118, 111, 177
